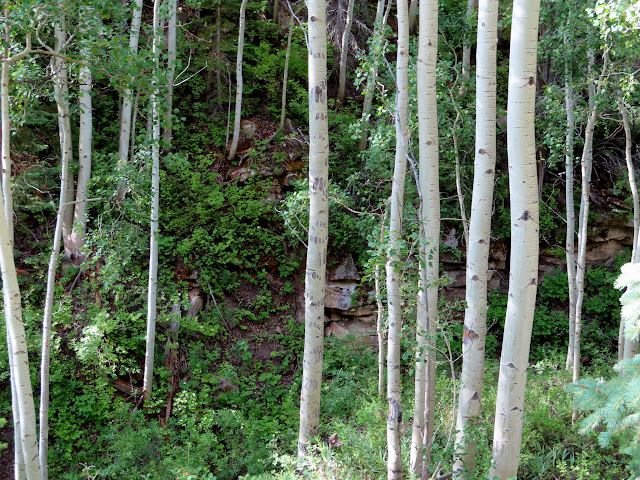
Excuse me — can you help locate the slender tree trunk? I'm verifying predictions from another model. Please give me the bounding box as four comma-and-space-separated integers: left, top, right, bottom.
142, 0, 162, 401
1, 14, 13, 246
7, 329, 26, 480
620, 98, 639, 358
453, 0, 498, 476
163, 0, 177, 149
376, 208, 388, 401
411, 0, 439, 476
298, 0, 329, 457
228, 0, 249, 162
461, 0, 477, 80
279, 16, 295, 133
273, 0, 279, 22
337, 0, 355, 102
358, 0, 387, 151
0, 150, 40, 480
69, 11, 94, 266
565, 59, 577, 371
490, 0, 540, 477
386, 0, 409, 477
40, 36, 73, 475
117, 0, 143, 201
572, 49, 608, 388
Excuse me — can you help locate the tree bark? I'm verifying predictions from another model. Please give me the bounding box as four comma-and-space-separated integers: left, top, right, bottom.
565, 57, 577, 371
40, 30, 73, 473
142, 0, 162, 401
228, 0, 249, 162
620, 98, 639, 358
337, 0, 355, 102
297, 0, 329, 457
461, 0, 477, 80
163, 0, 177, 149
453, 0, 498, 476
1, 14, 13, 246
572, 48, 608, 387
376, 208, 387, 401
490, 0, 540, 477
117, 0, 143, 201
386, 0, 409, 477
411, 0, 439, 476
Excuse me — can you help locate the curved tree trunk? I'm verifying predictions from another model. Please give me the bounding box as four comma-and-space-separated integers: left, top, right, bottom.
411, 0, 439, 475
228, 0, 249, 162
490, 0, 540, 477
40, 44, 72, 477
297, 0, 329, 457
386, 0, 409, 477
142, 0, 162, 401
453, 0, 498, 475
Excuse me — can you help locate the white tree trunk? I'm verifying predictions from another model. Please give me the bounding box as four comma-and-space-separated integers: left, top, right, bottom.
411, 0, 439, 475
572, 49, 608, 385
69, 12, 94, 266
117, 0, 143, 201
337, 0, 355, 102
565, 58, 577, 371
163, 0, 177, 148
454, 0, 498, 475
228, 0, 249, 162
142, 0, 162, 401
408, 0, 419, 34
620, 99, 640, 358
1, 35, 13, 246
490, 0, 540, 477
40, 42, 73, 476
297, 0, 329, 457
0, 154, 40, 480
376, 210, 387, 400
386, 0, 409, 477
358, 0, 387, 151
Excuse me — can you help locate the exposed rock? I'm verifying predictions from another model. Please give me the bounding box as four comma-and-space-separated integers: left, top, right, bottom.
325, 282, 357, 310
240, 119, 257, 137
187, 289, 203, 317
585, 241, 627, 264
327, 255, 360, 281
341, 305, 375, 317
324, 320, 377, 346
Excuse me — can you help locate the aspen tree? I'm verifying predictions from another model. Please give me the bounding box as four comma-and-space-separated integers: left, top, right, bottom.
411, 0, 439, 475
117, 0, 143, 201
337, 0, 355, 102
298, 0, 329, 457
228, 0, 249, 162
454, 0, 498, 475
572, 48, 609, 386
40, 4, 74, 474
163, 0, 178, 149
619, 98, 639, 358
490, 0, 540, 477
386, 0, 409, 476
142, 0, 162, 401
565, 57, 577, 371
